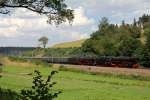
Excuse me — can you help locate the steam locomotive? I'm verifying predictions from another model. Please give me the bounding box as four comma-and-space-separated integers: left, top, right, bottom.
68, 57, 139, 68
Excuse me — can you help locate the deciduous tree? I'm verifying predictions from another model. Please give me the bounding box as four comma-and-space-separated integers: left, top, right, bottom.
0, 0, 74, 24
38, 36, 48, 48
139, 28, 150, 67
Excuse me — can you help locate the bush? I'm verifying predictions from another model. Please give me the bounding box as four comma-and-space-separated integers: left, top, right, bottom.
0, 88, 19, 100
31, 60, 51, 67
8, 56, 51, 67
8, 56, 27, 62
20, 70, 61, 100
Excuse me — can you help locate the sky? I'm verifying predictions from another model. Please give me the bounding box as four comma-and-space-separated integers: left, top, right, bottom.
0, 0, 150, 47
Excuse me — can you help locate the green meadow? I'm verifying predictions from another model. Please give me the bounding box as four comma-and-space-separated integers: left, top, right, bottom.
0, 64, 150, 100
52, 39, 86, 48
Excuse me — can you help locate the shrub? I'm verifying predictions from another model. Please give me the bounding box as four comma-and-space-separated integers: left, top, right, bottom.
8, 56, 27, 62
20, 70, 61, 100
31, 60, 51, 67
0, 88, 19, 100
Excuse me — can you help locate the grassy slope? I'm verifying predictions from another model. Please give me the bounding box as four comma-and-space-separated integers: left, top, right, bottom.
0, 64, 150, 100
52, 39, 86, 48
139, 32, 146, 44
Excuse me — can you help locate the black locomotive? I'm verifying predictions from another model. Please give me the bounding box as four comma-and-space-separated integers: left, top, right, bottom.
68, 57, 139, 68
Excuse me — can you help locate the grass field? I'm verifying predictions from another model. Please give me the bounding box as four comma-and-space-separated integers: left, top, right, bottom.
0, 64, 150, 100
52, 39, 86, 48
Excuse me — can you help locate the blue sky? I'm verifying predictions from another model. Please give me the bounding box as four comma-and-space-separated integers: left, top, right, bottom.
0, 0, 150, 47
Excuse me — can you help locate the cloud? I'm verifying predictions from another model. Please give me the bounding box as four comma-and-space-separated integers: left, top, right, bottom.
72, 7, 95, 26
0, 6, 95, 46
0, 26, 18, 37
67, 0, 150, 23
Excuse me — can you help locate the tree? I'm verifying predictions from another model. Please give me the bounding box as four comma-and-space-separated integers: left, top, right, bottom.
90, 17, 110, 39
133, 18, 137, 26
118, 36, 141, 56
0, 0, 74, 25
138, 14, 150, 29
38, 36, 48, 48
98, 17, 109, 34
139, 28, 150, 67
121, 20, 125, 26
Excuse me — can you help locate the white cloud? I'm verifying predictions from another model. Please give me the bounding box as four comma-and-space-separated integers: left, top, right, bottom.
111, 12, 128, 19
72, 7, 95, 26
12, 8, 41, 19
67, 32, 89, 40
0, 26, 18, 37
0, 6, 94, 46
133, 9, 150, 17
0, 18, 25, 27
67, 0, 150, 23
110, 0, 139, 7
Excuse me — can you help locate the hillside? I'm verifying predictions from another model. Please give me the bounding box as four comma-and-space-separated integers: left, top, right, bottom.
52, 39, 86, 48
139, 32, 146, 44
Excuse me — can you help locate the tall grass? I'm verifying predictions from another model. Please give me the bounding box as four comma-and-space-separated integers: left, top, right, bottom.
1, 56, 52, 68
59, 65, 150, 81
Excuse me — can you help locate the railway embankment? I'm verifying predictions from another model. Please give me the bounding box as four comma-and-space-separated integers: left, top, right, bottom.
57, 64, 150, 81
